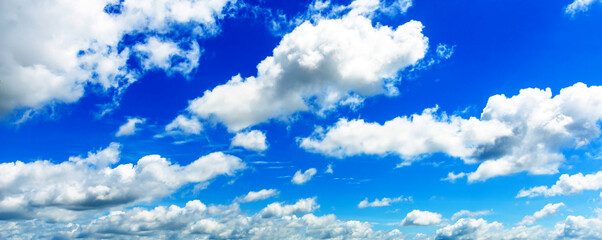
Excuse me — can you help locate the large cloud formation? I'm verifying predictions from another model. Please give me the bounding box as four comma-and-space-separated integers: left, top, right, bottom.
0, 143, 245, 221
172, 0, 428, 132
301, 83, 602, 181
0, 198, 405, 239
0, 0, 234, 115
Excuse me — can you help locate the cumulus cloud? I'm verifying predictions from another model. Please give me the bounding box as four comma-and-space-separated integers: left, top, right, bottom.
517, 171, 602, 198
1, 197, 406, 239
300, 107, 511, 166
566, 0, 602, 15
358, 195, 410, 208
302, 83, 602, 182
554, 215, 602, 239
451, 210, 492, 221
399, 210, 442, 226
435, 215, 602, 240
237, 189, 279, 203
231, 130, 268, 151
174, 0, 428, 132
164, 115, 203, 135
519, 203, 565, 225
115, 117, 146, 137
0, 143, 245, 221
291, 168, 317, 184
0, 0, 233, 116
259, 198, 319, 218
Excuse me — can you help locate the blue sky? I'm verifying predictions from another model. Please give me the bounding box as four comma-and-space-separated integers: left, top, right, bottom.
1, 0, 602, 239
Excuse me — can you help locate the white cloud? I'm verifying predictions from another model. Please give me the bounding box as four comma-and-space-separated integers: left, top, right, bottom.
301, 83, 602, 182
325, 163, 334, 174
0, 143, 245, 221
4, 197, 405, 239
0, 0, 233, 116
178, 1, 428, 132
115, 117, 146, 137
133, 37, 201, 77
517, 171, 602, 198
399, 210, 442, 226
566, 0, 602, 15
441, 172, 466, 183
237, 189, 279, 203
554, 215, 602, 239
451, 210, 492, 221
231, 130, 268, 151
519, 203, 565, 225
435, 215, 602, 240
358, 195, 410, 208
300, 106, 511, 165
435, 218, 504, 239
435, 43, 455, 60
259, 198, 319, 218
68, 142, 122, 168
165, 115, 203, 135
291, 168, 317, 184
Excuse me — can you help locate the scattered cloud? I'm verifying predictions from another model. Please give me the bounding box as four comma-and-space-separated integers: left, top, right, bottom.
237, 189, 279, 203
259, 197, 319, 218
441, 172, 466, 183
566, 0, 602, 15
175, 0, 428, 132
517, 171, 602, 198
164, 115, 203, 136
519, 203, 565, 225
451, 210, 492, 221
301, 83, 602, 182
400, 210, 442, 226
115, 117, 146, 137
0, 198, 407, 239
0, 143, 245, 221
0, 0, 234, 116
325, 163, 334, 174
358, 195, 411, 208
231, 130, 268, 152
291, 168, 317, 184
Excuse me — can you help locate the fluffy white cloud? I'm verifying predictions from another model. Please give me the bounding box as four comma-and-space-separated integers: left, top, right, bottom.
231, 130, 268, 151
566, 0, 602, 15
399, 210, 442, 226
435, 215, 602, 240
165, 115, 203, 135
0, 0, 233, 115
177, 1, 428, 132
300, 107, 511, 166
3, 197, 406, 239
553, 215, 602, 239
435, 218, 504, 240
258, 198, 319, 218
451, 210, 491, 221
519, 203, 565, 225
357, 195, 410, 208
517, 171, 602, 198
0, 143, 245, 221
115, 117, 146, 137
237, 189, 279, 203
291, 168, 317, 184
302, 83, 602, 182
